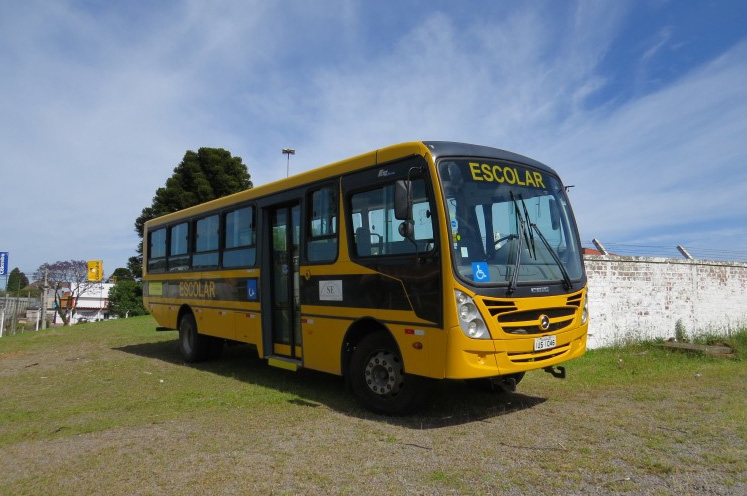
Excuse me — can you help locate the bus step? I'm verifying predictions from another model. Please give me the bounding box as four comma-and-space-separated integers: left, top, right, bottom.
267, 356, 301, 372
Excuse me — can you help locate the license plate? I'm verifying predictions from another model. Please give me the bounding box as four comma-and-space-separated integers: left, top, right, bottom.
534, 335, 556, 351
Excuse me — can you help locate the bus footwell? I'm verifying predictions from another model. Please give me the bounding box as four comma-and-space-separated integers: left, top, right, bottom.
543, 365, 566, 379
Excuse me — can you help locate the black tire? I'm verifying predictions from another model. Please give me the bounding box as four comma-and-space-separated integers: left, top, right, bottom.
466, 372, 525, 393
178, 313, 213, 363
349, 332, 431, 415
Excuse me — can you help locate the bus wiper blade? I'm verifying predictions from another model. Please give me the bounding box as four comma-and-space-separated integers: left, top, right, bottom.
507, 192, 526, 295
519, 195, 536, 259
531, 223, 573, 291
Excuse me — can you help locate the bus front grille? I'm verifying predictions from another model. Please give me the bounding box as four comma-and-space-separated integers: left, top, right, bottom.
507, 343, 570, 363
480, 294, 582, 335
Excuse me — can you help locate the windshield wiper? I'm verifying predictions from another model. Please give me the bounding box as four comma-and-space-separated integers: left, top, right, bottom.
518, 195, 537, 259
507, 192, 528, 295
531, 223, 573, 291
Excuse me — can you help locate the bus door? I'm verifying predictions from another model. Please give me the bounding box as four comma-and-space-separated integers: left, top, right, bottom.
266, 202, 302, 360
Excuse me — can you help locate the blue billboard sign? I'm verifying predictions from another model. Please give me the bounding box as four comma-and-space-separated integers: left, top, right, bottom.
0, 252, 7, 276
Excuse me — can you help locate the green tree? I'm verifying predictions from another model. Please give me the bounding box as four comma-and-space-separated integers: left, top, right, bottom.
130, 147, 253, 278
107, 280, 147, 317
109, 267, 135, 282
6, 268, 29, 296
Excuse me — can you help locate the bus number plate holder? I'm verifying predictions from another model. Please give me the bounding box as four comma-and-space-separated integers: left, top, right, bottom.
534, 335, 556, 351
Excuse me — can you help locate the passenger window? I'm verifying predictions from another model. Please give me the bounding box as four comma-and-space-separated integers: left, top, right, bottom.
307, 185, 338, 262
148, 228, 167, 273
224, 206, 256, 267
193, 215, 219, 269
168, 222, 190, 271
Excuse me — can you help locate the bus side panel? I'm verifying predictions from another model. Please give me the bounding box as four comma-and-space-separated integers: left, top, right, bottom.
147, 302, 177, 330
194, 307, 235, 341
300, 315, 348, 375
387, 324, 434, 378
234, 310, 263, 356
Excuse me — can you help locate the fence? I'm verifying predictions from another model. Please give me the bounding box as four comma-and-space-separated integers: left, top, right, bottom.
584, 255, 747, 348
1, 296, 42, 335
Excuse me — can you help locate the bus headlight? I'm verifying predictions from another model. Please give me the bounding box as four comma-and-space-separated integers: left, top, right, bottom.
455, 290, 491, 339
582, 296, 589, 324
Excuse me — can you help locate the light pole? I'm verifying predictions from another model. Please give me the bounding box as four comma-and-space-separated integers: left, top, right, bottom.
282, 148, 295, 178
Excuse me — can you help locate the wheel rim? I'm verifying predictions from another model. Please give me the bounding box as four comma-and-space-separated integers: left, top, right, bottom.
364, 350, 404, 397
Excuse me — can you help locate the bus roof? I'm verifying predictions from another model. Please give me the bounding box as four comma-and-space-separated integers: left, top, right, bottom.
146, 141, 558, 227
422, 141, 556, 175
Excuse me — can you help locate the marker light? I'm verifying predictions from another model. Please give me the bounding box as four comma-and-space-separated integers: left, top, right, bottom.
455, 290, 491, 339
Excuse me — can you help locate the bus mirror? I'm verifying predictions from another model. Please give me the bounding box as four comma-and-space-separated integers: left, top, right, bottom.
394, 180, 412, 220
549, 198, 560, 230
398, 220, 414, 239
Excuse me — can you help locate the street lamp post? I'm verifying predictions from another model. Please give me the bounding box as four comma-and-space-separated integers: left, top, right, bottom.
282, 148, 295, 178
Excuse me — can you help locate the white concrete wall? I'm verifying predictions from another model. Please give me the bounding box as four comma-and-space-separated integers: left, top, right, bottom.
584, 255, 747, 348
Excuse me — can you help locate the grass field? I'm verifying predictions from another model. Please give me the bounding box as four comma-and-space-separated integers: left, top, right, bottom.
1, 317, 746, 495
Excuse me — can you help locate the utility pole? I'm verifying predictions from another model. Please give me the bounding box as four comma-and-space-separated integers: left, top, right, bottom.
41, 268, 49, 330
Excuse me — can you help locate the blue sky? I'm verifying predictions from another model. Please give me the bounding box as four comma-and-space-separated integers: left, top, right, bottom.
1, 0, 746, 278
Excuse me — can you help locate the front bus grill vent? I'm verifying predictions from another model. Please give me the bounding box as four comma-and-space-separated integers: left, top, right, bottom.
498, 307, 576, 335
566, 292, 583, 307
481, 298, 518, 318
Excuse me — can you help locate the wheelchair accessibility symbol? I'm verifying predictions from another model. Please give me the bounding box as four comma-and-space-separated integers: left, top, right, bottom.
472, 262, 490, 282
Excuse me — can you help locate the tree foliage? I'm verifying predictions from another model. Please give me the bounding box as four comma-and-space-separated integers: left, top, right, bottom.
34, 260, 95, 326
107, 280, 147, 318
130, 147, 252, 277
110, 267, 135, 282
5, 268, 29, 295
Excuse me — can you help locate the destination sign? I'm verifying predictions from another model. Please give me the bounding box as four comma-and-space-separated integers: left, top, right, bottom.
468, 162, 546, 188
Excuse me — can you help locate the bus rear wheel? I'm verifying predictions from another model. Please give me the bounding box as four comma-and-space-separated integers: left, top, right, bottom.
178, 313, 223, 362
349, 332, 431, 415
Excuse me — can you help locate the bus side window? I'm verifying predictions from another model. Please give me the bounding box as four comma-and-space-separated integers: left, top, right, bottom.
193, 214, 220, 270
148, 228, 167, 273
223, 205, 256, 268
307, 185, 338, 262
168, 222, 190, 271
350, 180, 434, 257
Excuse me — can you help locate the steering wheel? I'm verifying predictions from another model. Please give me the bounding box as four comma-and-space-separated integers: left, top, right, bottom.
494, 234, 518, 250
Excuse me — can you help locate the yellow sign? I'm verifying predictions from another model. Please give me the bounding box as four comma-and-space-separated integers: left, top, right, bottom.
87, 260, 103, 281
149, 282, 163, 296
468, 162, 546, 188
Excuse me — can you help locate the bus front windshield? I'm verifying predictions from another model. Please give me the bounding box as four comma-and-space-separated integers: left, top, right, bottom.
438, 159, 583, 290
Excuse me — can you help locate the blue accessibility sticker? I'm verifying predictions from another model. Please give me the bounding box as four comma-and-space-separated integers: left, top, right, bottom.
247, 279, 258, 300
472, 262, 490, 282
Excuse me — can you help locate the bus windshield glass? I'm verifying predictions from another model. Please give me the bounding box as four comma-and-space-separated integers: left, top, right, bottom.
438, 158, 583, 288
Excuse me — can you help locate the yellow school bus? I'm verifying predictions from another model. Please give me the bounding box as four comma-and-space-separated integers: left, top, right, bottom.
143, 141, 588, 414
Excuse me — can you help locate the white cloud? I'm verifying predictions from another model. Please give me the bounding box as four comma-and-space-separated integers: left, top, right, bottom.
549, 40, 747, 246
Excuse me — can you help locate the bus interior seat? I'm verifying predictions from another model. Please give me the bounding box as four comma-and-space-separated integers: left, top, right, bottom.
355, 227, 371, 256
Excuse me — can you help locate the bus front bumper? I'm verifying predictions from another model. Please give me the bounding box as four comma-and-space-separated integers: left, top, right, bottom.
443, 323, 588, 379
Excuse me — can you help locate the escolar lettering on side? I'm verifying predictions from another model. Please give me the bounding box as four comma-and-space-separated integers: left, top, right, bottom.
179, 281, 216, 299
469, 162, 546, 188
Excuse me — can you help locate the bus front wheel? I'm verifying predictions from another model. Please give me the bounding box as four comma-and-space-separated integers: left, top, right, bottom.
349, 332, 431, 415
